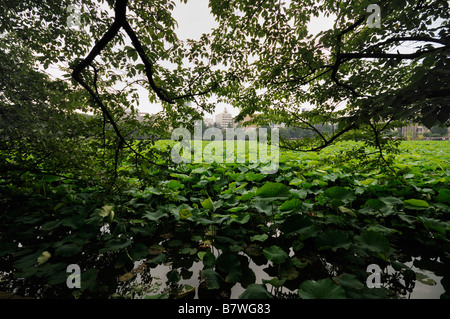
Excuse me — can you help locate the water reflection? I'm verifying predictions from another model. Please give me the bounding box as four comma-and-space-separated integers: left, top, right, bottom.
389, 257, 445, 299
115, 252, 447, 299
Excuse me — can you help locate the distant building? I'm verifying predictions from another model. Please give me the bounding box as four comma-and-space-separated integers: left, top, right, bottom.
401, 123, 430, 139
215, 107, 234, 128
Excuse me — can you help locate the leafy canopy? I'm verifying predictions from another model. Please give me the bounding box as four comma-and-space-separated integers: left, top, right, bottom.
2, 0, 448, 161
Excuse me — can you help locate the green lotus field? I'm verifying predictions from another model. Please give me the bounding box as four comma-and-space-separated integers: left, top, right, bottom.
1, 140, 449, 299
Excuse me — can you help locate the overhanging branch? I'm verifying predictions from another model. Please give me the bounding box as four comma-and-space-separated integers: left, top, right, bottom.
122, 19, 175, 104
280, 122, 356, 152
72, 0, 225, 115
340, 47, 444, 60
71, 0, 169, 173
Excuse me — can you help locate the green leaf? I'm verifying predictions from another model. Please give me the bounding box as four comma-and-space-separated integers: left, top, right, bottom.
366, 224, 401, 235
170, 173, 190, 180
201, 197, 214, 210
41, 220, 62, 231
167, 270, 181, 283
262, 277, 286, 288
144, 187, 162, 195
97, 204, 115, 222
357, 178, 378, 186
228, 213, 250, 225
36, 251, 51, 265
216, 252, 242, 283
279, 198, 303, 212
281, 214, 312, 235
14, 251, 42, 271
255, 182, 291, 200
418, 217, 449, 235
263, 245, 288, 264
338, 205, 356, 217
80, 269, 98, 292
245, 172, 265, 182
128, 242, 149, 260
316, 230, 352, 252
61, 215, 83, 229
298, 278, 346, 299
416, 272, 437, 286
291, 257, 308, 269
143, 210, 168, 222
379, 196, 403, 206
324, 186, 355, 203
365, 198, 387, 210
55, 243, 83, 257
436, 189, 450, 204
181, 247, 197, 255
354, 231, 392, 260
46, 263, 71, 285
238, 191, 255, 201
191, 166, 208, 174
177, 284, 196, 299
403, 199, 429, 209
167, 179, 184, 190
145, 293, 169, 299
99, 239, 132, 254
197, 251, 206, 261
251, 200, 273, 215
292, 241, 304, 252
289, 177, 305, 186
148, 253, 167, 265
202, 250, 216, 269
250, 234, 268, 242
290, 189, 308, 199
398, 213, 415, 225
179, 208, 193, 220
201, 269, 222, 290
333, 273, 364, 291
239, 284, 273, 299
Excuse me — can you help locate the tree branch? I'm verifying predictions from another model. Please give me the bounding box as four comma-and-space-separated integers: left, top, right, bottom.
280, 122, 356, 152
72, 0, 128, 142
331, 17, 366, 97
122, 19, 175, 104
340, 47, 444, 60
364, 36, 447, 51
71, 14, 168, 175
290, 112, 328, 144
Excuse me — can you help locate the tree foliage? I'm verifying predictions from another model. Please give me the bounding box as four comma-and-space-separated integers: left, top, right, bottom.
205, 0, 449, 151
2, 0, 449, 161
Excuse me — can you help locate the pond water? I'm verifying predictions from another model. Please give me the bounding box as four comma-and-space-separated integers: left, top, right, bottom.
389, 258, 445, 299
119, 252, 447, 299
142, 256, 275, 299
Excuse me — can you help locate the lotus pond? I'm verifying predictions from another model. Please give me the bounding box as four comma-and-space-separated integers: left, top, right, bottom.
0, 140, 449, 299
